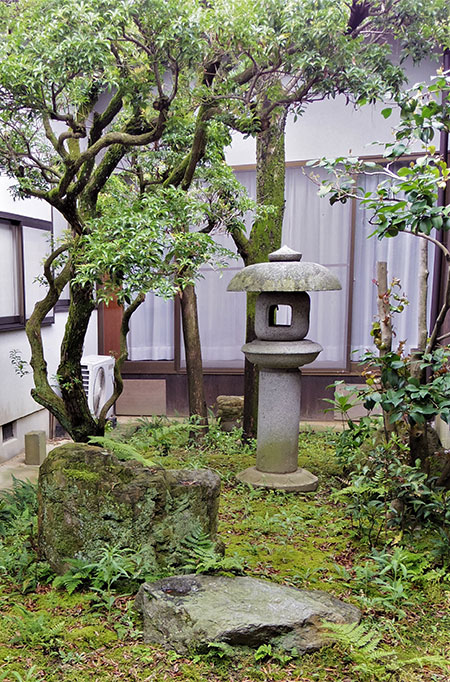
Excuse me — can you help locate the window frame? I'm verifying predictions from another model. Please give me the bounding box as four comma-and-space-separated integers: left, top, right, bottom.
0, 210, 54, 332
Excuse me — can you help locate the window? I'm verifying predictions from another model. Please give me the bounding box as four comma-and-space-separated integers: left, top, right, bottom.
0, 212, 53, 331
2, 421, 15, 442
0, 219, 24, 328
125, 158, 427, 373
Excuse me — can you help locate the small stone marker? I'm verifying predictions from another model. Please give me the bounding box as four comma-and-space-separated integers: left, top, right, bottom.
135, 574, 361, 654
24, 430, 46, 465
216, 395, 244, 431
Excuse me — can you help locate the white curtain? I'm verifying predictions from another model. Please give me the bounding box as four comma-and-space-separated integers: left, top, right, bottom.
127, 294, 174, 361
282, 166, 352, 368
351, 169, 434, 358
184, 167, 352, 369
127, 164, 430, 368
181, 171, 254, 368
180, 261, 247, 368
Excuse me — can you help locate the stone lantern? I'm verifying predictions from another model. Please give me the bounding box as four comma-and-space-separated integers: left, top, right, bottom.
227, 245, 341, 492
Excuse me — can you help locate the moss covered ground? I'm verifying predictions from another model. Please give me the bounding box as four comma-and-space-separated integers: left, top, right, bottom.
0, 424, 449, 681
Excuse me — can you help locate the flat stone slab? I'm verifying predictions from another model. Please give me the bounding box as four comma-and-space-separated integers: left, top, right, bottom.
135, 575, 360, 654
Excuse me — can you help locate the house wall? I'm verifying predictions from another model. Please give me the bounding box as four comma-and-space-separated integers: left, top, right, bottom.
0, 181, 98, 462
117, 55, 447, 420
225, 55, 436, 165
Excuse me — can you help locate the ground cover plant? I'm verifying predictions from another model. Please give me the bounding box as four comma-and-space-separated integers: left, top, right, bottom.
0, 422, 449, 681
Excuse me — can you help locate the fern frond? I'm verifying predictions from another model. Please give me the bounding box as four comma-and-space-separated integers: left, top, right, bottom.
179, 528, 244, 575
323, 621, 382, 654
88, 436, 156, 466
323, 621, 450, 677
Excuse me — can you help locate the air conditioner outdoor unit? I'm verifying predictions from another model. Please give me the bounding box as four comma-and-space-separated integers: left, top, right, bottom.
80, 355, 115, 419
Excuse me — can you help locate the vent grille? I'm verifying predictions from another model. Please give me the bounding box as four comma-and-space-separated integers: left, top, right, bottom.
81, 365, 90, 393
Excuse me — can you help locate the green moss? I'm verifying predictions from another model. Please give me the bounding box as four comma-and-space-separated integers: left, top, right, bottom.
247, 108, 286, 267
4, 430, 449, 681
0, 644, 16, 660
65, 624, 118, 648
63, 468, 101, 483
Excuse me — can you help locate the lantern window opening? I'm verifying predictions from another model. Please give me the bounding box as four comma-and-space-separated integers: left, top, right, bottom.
269, 304, 292, 328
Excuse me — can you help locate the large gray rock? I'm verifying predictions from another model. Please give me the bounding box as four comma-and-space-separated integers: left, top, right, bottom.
38, 443, 220, 574
135, 574, 361, 654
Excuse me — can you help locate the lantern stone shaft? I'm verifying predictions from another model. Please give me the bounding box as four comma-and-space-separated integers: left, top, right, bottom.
227, 246, 341, 492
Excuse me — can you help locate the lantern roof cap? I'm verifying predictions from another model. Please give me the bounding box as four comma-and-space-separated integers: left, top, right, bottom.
227, 245, 342, 293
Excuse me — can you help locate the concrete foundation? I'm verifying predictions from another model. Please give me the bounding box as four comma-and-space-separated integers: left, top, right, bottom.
236, 466, 318, 492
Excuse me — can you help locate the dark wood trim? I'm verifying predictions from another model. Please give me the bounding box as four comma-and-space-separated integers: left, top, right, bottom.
17, 222, 26, 324
174, 295, 181, 371
55, 299, 70, 312
0, 221, 25, 330
0, 318, 23, 331
121, 359, 362, 378
98, 298, 123, 356
0, 213, 55, 331
123, 360, 176, 374
0, 211, 52, 231
40, 315, 55, 327
345, 197, 357, 372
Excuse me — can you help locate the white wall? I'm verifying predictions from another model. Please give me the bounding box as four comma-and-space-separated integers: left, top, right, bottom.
0, 176, 51, 221
225, 57, 438, 166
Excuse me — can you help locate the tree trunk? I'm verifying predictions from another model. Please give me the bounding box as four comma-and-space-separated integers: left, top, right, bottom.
417, 239, 429, 354
375, 261, 395, 440
242, 107, 288, 439
409, 423, 431, 472
410, 240, 429, 382
179, 285, 208, 435
57, 281, 100, 442
376, 261, 392, 355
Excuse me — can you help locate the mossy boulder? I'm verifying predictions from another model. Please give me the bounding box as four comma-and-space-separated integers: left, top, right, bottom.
38, 443, 220, 574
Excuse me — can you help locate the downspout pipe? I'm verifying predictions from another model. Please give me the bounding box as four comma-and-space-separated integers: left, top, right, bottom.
430, 48, 450, 336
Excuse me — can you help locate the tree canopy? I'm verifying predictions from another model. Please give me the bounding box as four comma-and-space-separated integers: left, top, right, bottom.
0, 0, 448, 439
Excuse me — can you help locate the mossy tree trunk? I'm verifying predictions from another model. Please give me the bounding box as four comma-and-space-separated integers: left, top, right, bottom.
233, 105, 288, 440
26, 248, 102, 442
179, 284, 208, 429
57, 280, 100, 442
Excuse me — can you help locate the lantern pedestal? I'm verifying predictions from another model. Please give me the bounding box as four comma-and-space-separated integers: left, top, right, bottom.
237, 355, 320, 492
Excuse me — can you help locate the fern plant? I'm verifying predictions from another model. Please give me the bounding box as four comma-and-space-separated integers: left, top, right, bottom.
0, 477, 37, 534
323, 621, 450, 681
52, 543, 161, 602
88, 436, 157, 466
131, 416, 199, 455
180, 527, 244, 575
3, 605, 65, 652
0, 478, 53, 592
53, 545, 136, 594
